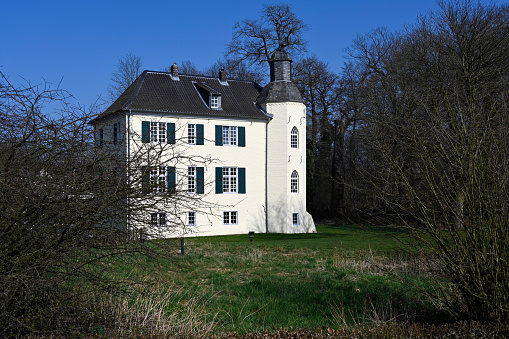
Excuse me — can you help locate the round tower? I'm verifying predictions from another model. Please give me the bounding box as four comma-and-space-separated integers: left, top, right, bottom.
258, 47, 316, 233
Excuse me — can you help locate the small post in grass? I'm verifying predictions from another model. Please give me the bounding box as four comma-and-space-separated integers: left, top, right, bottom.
249, 231, 255, 242
180, 237, 185, 255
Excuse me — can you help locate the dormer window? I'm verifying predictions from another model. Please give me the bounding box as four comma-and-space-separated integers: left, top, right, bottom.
210, 94, 220, 109
194, 82, 222, 110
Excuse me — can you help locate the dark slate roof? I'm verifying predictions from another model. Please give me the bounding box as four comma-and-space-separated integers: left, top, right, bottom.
256, 81, 303, 104
271, 47, 292, 62
91, 71, 268, 123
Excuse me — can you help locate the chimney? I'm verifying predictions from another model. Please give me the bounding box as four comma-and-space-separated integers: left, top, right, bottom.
219, 67, 227, 84
171, 63, 179, 79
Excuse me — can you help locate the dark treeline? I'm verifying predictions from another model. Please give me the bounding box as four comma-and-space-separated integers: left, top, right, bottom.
298, 0, 509, 321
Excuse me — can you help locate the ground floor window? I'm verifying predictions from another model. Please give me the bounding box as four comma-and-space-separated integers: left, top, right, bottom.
223, 211, 238, 225
150, 212, 167, 227
187, 211, 196, 226
292, 213, 299, 226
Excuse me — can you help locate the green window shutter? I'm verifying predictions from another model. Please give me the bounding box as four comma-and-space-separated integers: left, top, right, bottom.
142, 121, 150, 143
141, 166, 150, 193
197, 167, 204, 194
196, 124, 204, 145
215, 125, 223, 146
167, 167, 176, 192
167, 123, 176, 144
215, 167, 223, 194
238, 126, 245, 147
238, 167, 246, 194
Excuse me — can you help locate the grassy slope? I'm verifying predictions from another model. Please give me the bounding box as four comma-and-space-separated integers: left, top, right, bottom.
121, 225, 436, 334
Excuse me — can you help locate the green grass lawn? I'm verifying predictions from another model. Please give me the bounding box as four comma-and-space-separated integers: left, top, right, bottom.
114, 224, 438, 334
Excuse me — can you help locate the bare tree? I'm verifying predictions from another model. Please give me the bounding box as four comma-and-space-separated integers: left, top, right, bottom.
227, 4, 308, 66
108, 53, 142, 102
206, 57, 265, 83
346, 1, 509, 321
0, 71, 216, 335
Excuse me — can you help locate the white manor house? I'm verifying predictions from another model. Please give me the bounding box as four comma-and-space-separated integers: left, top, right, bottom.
91, 48, 316, 237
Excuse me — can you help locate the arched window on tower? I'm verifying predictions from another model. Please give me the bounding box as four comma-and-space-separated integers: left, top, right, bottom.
290, 170, 299, 193
290, 127, 298, 148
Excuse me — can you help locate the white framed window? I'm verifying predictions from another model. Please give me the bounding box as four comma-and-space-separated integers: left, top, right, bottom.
150, 166, 167, 194
291, 170, 299, 193
222, 126, 237, 146
210, 95, 220, 109
291, 127, 298, 148
150, 121, 166, 143
222, 167, 237, 193
223, 211, 238, 225
150, 212, 167, 227
188, 166, 196, 193
188, 123, 196, 144
187, 211, 196, 226
292, 213, 300, 226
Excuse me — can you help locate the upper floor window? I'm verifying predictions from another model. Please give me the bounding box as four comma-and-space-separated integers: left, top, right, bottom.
210, 95, 221, 109
142, 166, 175, 194
188, 166, 196, 193
113, 122, 121, 145
291, 127, 298, 148
98, 128, 104, 147
291, 170, 299, 193
150, 122, 166, 143
150, 166, 168, 194
222, 167, 237, 193
188, 124, 196, 144
142, 121, 175, 144
215, 167, 246, 194
222, 126, 237, 146
216, 125, 245, 147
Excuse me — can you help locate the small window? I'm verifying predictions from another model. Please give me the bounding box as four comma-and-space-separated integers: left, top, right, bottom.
222, 167, 238, 193
187, 211, 196, 226
188, 124, 196, 144
150, 122, 166, 143
291, 127, 298, 148
291, 171, 299, 193
98, 128, 104, 147
188, 166, 196, 193
292, 213, 299, 226
113, 122, 121, 145
210, 95, 220, 109
223, 211, 238, 225
222, 126, 237, 146
150, 212, 167, 227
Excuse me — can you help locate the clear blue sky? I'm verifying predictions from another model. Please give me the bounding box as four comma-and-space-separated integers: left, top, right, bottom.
2, 0, 503, 110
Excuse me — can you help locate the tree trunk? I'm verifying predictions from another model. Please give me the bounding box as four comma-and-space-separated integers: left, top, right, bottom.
331, 119, 346, 218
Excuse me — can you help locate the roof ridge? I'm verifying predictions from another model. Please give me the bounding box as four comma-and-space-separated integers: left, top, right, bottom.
144, 70, 259, 84
122, 71, 148, 110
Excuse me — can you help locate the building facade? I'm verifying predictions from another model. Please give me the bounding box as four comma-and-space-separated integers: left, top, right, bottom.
91, 48, 316, 237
